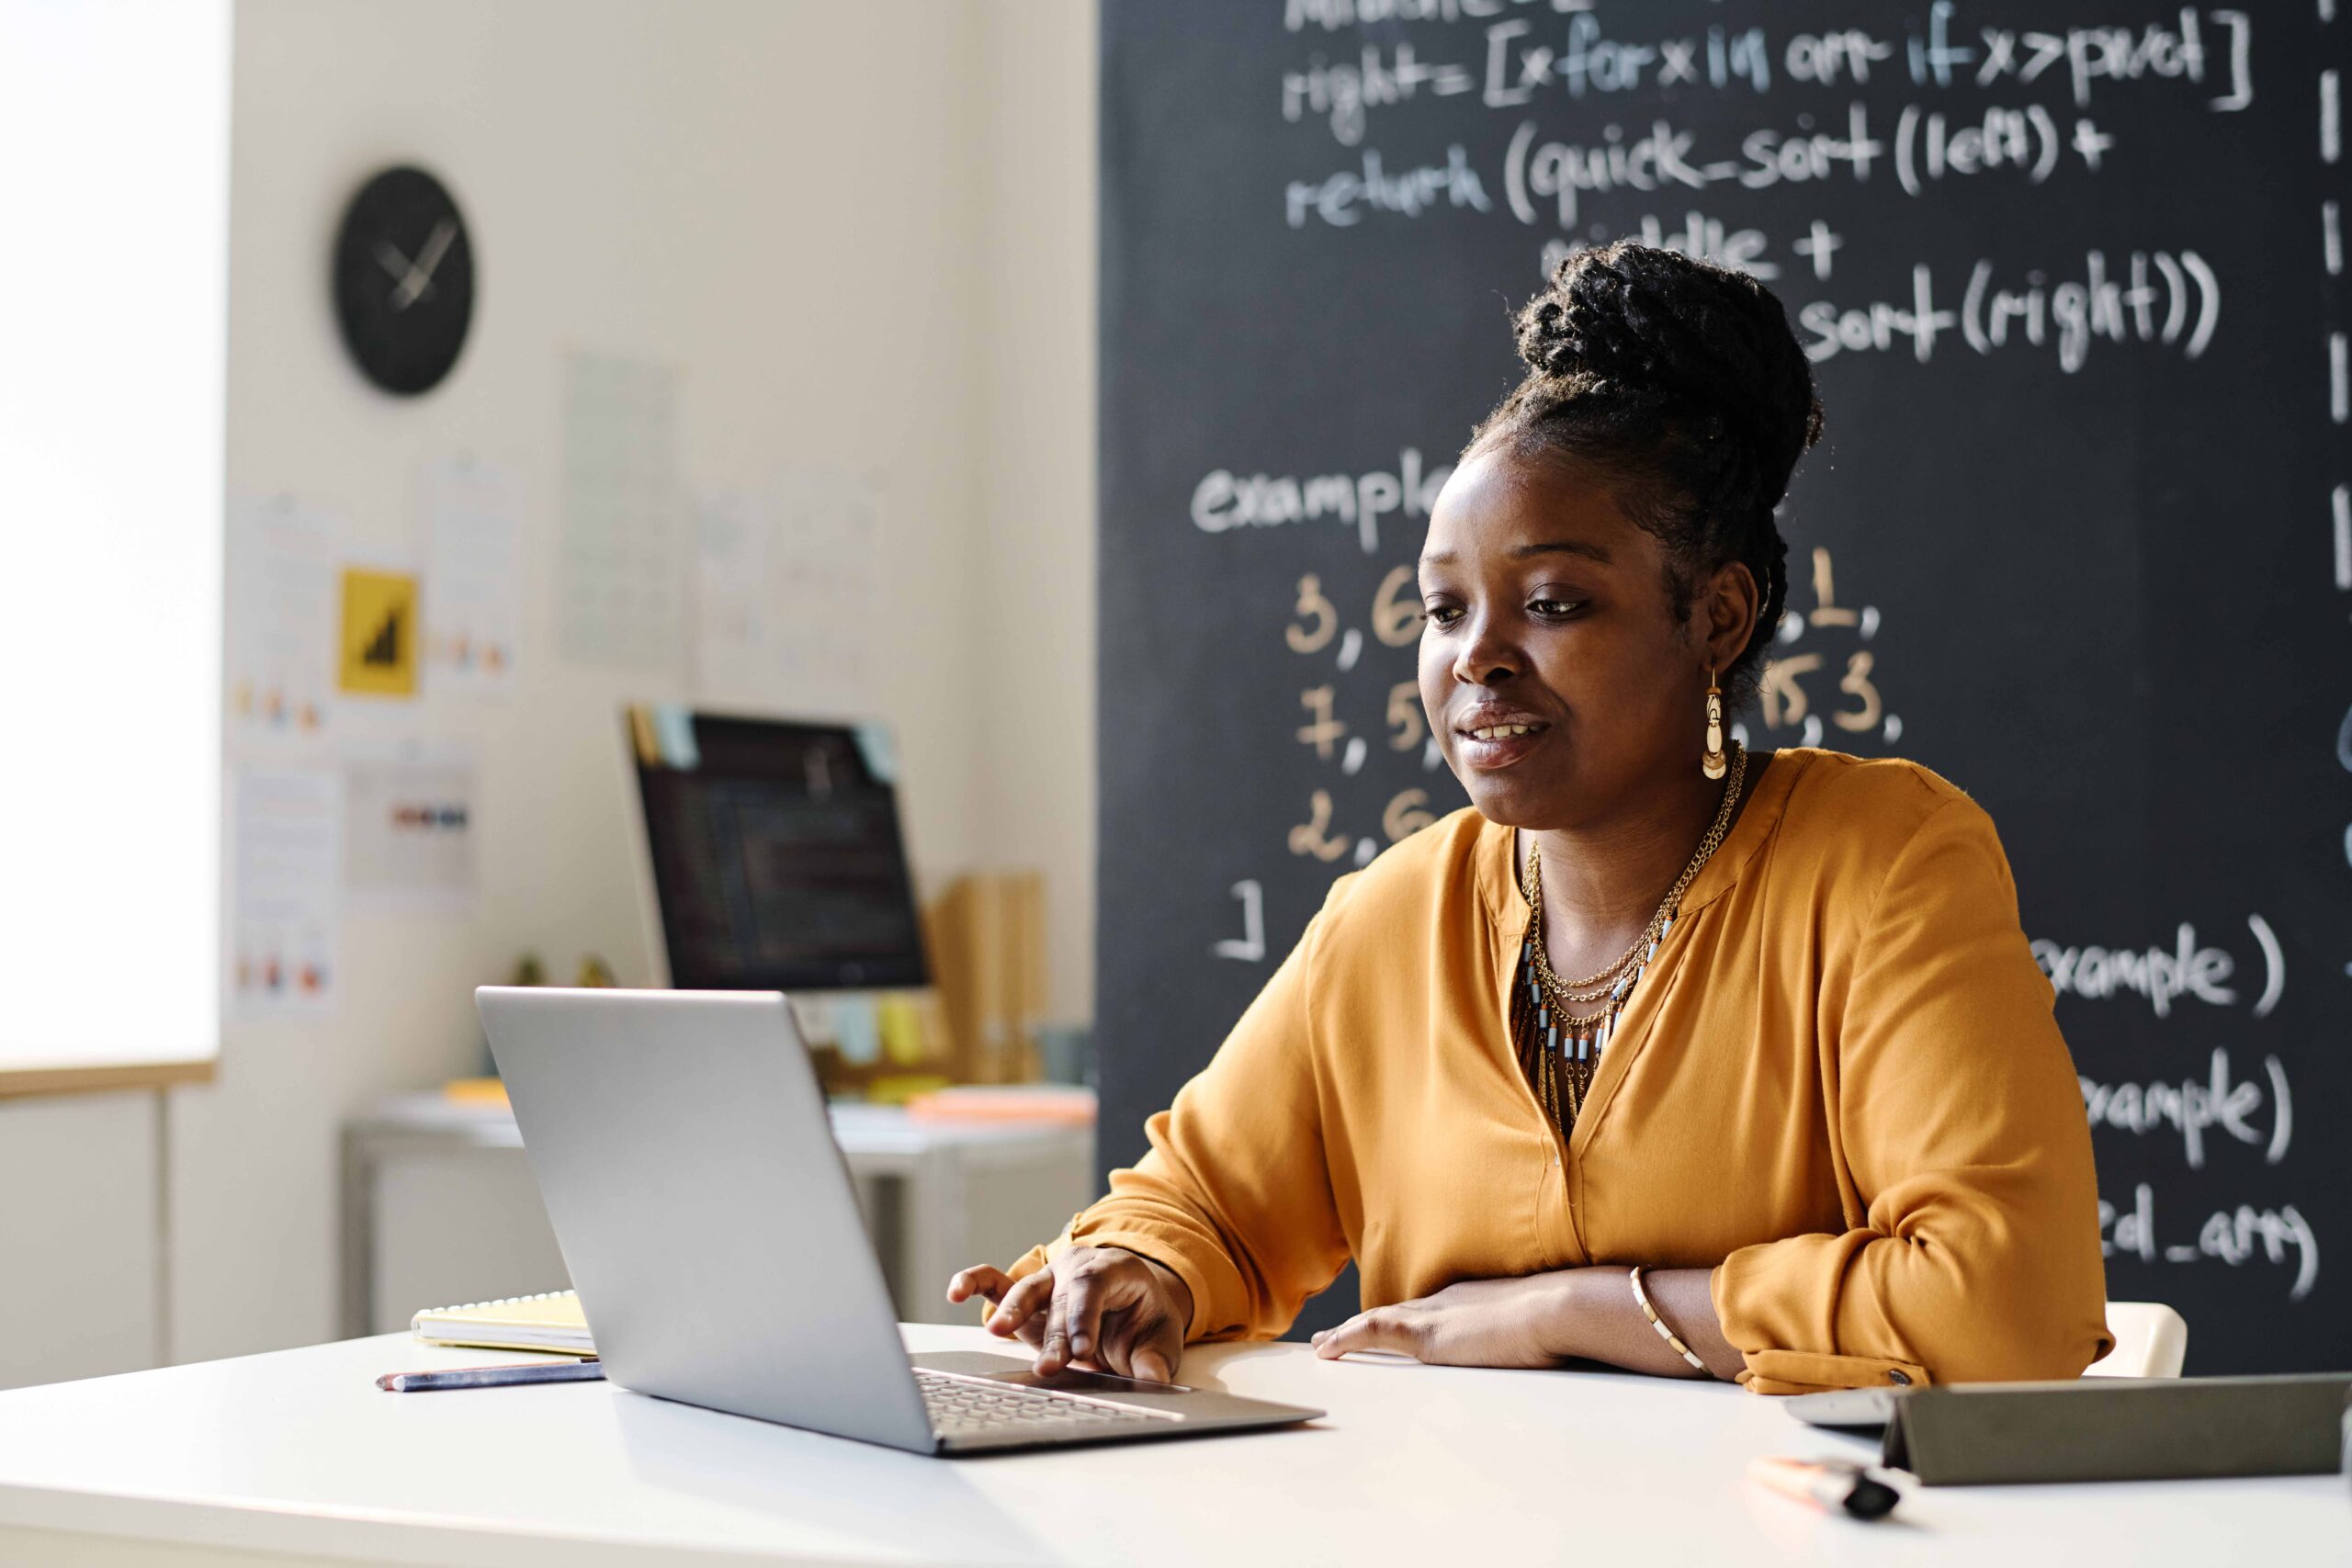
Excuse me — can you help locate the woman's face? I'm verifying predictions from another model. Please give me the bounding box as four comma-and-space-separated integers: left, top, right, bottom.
1416, 446, 1752, 831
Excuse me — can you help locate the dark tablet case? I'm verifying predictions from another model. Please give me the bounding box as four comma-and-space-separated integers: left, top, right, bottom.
1787, 1374, 2352, 1485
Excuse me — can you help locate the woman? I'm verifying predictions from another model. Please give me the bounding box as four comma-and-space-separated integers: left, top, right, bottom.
948, 241, 2111, 1394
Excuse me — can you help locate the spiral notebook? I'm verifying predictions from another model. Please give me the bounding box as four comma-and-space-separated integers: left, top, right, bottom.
410, 1290, 594, 1355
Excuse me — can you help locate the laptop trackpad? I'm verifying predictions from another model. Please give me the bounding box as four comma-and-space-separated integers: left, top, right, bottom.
911, 1350, 1195, 1397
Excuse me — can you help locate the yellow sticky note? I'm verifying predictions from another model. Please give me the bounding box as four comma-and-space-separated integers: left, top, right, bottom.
339, 568, 419, 697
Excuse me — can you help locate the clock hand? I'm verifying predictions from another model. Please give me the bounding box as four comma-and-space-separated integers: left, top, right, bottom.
410, 218, 457, 284
375, 240, 418, 288
375, 221, 453, 312
375, 242, 436, 311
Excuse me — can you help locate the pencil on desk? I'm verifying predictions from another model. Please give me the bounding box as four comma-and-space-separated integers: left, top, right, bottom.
377, 1359, 605, 1393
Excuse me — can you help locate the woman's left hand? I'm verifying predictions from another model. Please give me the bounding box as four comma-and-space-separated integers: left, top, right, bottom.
1310, 1274, 1572, 1368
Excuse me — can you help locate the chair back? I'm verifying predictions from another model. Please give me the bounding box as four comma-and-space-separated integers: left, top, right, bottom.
2085, 1301, 2188, 1378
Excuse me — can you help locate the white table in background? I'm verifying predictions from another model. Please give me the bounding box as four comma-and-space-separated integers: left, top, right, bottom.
0, 1325, 2342, 1568
341, 1094, 1094, 1336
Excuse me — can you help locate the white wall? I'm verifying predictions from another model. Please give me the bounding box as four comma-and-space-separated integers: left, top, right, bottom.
976, 3, 1101, 1027
0, 0, 1096, 1384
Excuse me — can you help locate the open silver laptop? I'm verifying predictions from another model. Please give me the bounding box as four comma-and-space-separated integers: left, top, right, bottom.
474, 986, 1322, 1455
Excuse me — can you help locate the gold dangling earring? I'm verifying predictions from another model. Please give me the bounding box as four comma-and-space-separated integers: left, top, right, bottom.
1702, 666, 1728, 781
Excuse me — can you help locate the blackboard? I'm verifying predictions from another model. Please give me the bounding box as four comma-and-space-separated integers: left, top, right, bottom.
1097, 0, 2349, 1371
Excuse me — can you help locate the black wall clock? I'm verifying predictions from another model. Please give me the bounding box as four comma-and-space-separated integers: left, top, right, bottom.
331, 165, 475, 396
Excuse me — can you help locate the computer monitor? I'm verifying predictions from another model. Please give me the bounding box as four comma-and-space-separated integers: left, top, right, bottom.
623, 707, 928, 992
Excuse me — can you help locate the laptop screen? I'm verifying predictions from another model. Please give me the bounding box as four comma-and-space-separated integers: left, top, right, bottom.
628, 709, 928, 991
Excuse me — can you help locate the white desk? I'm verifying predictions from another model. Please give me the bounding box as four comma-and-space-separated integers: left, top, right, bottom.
342, 1095, 1094, 1334
0, 1327, 2342, 1568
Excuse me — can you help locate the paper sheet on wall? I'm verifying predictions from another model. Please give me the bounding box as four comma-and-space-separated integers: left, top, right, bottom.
344, 741, 477, 910
693, 467, 880, 713
225, 496, 336, 753
421, 457, 524, 696
556, 352, 684, 673
228, 768, 343, 1018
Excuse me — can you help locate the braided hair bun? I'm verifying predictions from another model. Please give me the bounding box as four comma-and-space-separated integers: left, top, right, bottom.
1472, 241, 1824, 705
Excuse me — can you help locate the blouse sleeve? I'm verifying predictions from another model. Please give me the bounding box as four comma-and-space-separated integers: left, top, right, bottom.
1710, 795, 2114, 1394
1002, 909, 1351, 1343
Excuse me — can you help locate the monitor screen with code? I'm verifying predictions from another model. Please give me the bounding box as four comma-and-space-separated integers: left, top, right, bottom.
629, 711, 927, 992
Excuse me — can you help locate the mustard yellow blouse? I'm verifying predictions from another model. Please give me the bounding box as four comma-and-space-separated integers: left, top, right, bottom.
1011, 750, 2113, 1394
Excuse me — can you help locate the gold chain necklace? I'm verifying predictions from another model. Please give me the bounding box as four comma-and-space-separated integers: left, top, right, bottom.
1523, 741, 1747, 1029
1511, 743, 1747, 1134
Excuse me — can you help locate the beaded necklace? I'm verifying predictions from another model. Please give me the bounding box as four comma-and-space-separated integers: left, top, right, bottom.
1510, 743, 1748, 1140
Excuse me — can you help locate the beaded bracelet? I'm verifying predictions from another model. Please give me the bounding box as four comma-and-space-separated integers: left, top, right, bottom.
1628, 1266, 1710, 1375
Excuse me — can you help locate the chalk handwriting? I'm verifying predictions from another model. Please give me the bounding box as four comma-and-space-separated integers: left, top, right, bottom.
1386, 680, 1424, 750
1283, 44, 1476, 146
2039, 924, 2234, 1013
1214, 880, 1267, 963
1193, 451, 1451, 553
1287, 145, 1490, 229
1384, 788, 1438, 840
1492, 104, 2131, 236
1297, 684, 1346, 760
1540, 211, 1781, 285
1287, 575, 1339, 654
1289, 789, 1350, 862
1480, 16, 1773, 107
1795, 248, 2219, 370
1277, 8, 2256, 146
2080, 1046, 2293, 1168
2033, 914, 2282, 1017
1968, 12, 2254, 111
1283, 0, 1571, 34
2102, 1182, 2318, 1301
1893, 101, 2065, 193
1756, 547, 1904, 749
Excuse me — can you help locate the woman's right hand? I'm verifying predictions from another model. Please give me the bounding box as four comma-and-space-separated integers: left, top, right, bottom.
944, 1247, 1193, 1382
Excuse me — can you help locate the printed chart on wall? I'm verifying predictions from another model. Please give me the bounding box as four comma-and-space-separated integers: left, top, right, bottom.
558, 351, 684, 673
225, 496, 337, 749
344, 741, 477, 910
1099, 1, 2348, 1364
693, 467, 883, 716
227, 768, 342, 1019
421, 457, 525, 697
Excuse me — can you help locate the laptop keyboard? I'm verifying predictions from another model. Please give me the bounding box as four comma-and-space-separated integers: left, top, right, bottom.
915, 1368, 1182, 1436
